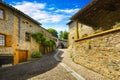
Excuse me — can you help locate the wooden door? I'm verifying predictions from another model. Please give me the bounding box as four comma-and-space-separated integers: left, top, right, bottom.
18, 50, 28, 63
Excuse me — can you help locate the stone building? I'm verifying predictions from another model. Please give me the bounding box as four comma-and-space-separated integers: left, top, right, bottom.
67, 20, 94, 46
68, 0, 120, 79
0, 1, 57, 65
58, 39, 68, 48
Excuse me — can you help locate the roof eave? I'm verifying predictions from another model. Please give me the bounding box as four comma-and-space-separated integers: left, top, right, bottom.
70, 0, 97, 20
0, 2, 42, 25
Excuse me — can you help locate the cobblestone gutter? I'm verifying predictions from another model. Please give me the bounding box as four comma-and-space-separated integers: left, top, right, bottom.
73, 28, 120, 80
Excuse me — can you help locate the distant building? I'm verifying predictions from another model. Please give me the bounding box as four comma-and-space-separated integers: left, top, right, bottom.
58, 39, 68, 48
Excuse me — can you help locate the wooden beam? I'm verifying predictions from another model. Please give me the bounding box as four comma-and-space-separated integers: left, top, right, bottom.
76, 21, 79, 39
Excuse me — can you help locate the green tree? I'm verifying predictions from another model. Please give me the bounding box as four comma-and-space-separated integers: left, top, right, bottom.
47, 28, 58, 38
60, 31, 68, 39
60, 31, 64, 39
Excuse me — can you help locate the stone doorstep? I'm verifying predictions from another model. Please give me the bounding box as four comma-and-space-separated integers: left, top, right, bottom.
0, 60, 32, 69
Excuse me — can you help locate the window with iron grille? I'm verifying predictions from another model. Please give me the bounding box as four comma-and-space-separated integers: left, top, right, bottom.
0, 34, 5, 46
25, 32, 31, 42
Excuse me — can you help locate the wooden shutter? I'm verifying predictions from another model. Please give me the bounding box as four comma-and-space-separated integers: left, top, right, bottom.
6, 35, 12, 47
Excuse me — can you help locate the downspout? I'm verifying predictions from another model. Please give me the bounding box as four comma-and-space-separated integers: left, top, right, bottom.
18, 17, 20, 43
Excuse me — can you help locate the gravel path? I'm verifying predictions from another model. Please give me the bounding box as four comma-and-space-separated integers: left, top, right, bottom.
0, 51, 76, 80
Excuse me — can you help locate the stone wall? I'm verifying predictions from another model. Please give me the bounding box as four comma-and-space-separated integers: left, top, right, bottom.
0, 4, 58, 65
78, 23, 95, 38
0, 4, 57, 58
0, 6, 14, 54
73, 28, 120, 79
42, 28, 53, 40
18, 16, 55, 55
0, 7, 14, 35
18, 17, 42, 54
0, 48, 13, 54
68, 21, 76, 46
68, 21, 95, 47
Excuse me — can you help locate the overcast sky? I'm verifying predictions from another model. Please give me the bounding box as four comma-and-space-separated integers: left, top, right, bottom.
4, 0, 91, 32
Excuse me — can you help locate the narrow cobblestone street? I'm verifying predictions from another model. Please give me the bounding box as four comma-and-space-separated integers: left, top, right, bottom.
60, 49, 109, 80
0, 49, 109, 80
28, 64, 76, 80
0, 50, 76, 80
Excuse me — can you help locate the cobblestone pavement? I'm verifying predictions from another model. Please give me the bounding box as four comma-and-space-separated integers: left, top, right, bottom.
60, 49, 110, 80
28, 64, 76, 80
0, 49, 111, 80
0, 51, 76, 80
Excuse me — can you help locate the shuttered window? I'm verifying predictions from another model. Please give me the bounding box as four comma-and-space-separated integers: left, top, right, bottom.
0, 34, 12, 47
0, 34, 5, 46
6, 35, 12, 47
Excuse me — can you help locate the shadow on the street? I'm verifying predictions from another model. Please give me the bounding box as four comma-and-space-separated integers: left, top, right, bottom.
0, 50, 64, 80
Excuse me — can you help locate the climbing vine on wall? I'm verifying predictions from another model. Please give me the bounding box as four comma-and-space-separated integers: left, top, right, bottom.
32, 32, 55, 47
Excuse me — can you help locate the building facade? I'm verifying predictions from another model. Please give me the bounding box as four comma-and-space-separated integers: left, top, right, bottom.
68, 21, 94, 46
0, 1, 57, 65
68, 0, 120, 79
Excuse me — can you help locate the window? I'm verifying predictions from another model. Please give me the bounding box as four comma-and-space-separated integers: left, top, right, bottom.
25, 32, 31, 41
0, 34, 5, 46
0, 9, 4, 19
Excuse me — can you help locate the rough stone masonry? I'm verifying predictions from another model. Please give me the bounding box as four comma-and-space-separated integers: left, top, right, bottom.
73, 29, 120, 80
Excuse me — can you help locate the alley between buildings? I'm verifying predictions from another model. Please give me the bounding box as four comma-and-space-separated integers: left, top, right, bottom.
0, 49, 108, 80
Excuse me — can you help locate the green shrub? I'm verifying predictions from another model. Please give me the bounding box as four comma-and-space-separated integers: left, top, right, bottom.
43, 39, 50, 46
32, 52, 42, 58
32, 32, 44, 44
49, 40, 55, 47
